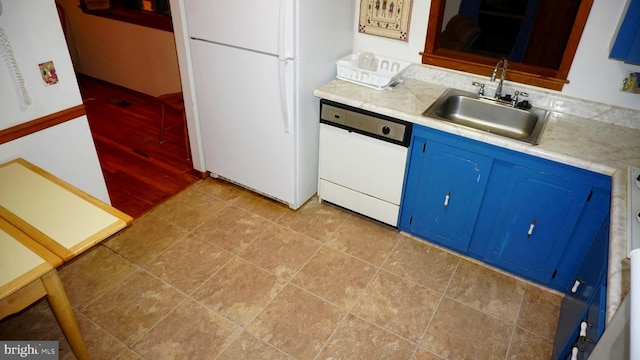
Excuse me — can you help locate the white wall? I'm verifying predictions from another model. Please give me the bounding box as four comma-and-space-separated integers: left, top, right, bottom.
563, 0, 640, 109
353, 0, 640, 112
0, 117, 111, 204
0, 0, 110, 203
56, 0, 182, 97
0, 0, 83, 130
353, 0, 429, 64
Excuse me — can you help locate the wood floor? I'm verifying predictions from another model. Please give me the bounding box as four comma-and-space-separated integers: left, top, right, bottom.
79, 74, 200, 219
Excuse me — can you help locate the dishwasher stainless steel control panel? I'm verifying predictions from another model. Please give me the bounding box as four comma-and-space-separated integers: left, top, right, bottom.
320, 99, 412, 146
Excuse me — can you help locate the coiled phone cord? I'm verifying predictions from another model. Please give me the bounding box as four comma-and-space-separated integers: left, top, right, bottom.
0, 0, 32, 106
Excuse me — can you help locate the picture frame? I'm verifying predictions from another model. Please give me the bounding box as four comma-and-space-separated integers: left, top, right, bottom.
358, 0, 413, 41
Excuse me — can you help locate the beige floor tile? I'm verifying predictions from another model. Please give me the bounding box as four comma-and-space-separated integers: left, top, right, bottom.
75, 312, 129, 360
82, 270, 185, 345
414, 348, 447, 360
132, 299, 241, 359
239, 224, 321, 280
248, 284, 345, 360
0, 298, 60, 340
352, 271, 441, 342
104, 214, 189, 266
507, 327, 554, 360
517, 285, 562, 340
326, 216, 401, 266
58, 245, 138, 309
193, 257, 287, 326
195, 177, 248, 202
192, 206, 272, 254
445, 260, 526, 323
115, 350, 144, 360
317, 314, 417, 360
39, 312, 127, 360
422, 298, 512, 360
232, 191, 290, 221
383, 237, 460, 293
143, 234, 233, 294
292, 247, 377, 309
277, 198, 350, 241
150, 184, 229, 230
218, 332, 293, 360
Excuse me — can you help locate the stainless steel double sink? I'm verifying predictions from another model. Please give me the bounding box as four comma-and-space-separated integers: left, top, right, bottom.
422, 88, 550, 145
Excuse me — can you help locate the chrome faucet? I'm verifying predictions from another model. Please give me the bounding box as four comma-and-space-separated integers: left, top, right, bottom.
491, 58, 508, 99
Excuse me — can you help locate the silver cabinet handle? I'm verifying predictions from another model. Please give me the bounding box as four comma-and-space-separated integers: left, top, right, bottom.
571, 279, 582, 294
579, 320, 593, 343
570, 346, 579, 360
527, 219, 536, 238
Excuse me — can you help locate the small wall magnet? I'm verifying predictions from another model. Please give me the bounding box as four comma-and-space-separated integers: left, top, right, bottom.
39, 61, 59, 85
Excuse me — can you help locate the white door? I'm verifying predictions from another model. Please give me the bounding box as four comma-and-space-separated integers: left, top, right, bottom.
184, 0, 284, 56
190, 39, 295, 205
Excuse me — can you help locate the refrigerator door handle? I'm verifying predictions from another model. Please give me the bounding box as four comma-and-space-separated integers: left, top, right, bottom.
278, 0, 294, 61
279, 0, 293, 134
279, 60, 292, 133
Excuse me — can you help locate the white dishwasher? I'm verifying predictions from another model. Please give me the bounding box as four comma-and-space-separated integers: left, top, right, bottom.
318, 100, 412, 226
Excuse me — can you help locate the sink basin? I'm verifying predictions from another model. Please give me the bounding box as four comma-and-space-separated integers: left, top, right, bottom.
423, 88, 550, 145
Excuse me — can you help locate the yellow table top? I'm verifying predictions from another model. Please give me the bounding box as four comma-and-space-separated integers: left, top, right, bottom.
0, 158, 133, 261
0, 217, 61, 299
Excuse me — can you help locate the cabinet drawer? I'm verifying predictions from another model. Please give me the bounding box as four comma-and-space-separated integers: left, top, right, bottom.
319, 179, 400, 226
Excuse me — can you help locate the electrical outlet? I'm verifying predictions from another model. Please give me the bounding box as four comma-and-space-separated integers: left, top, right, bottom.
39, 61, 58, 85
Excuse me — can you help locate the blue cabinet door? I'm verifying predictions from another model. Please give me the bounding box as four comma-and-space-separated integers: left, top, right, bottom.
399, 140, 492, 251
570, 217, 610, 305
550, 188, 611, 291
484, 165, 591, 282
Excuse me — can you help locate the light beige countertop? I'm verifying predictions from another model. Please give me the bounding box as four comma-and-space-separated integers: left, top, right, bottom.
314, 65, 640, 323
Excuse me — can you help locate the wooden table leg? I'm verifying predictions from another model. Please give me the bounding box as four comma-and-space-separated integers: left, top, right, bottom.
40, 270, 90, 360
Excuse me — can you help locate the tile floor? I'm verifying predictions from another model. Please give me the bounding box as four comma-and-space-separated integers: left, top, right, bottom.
0, 178, 562, 360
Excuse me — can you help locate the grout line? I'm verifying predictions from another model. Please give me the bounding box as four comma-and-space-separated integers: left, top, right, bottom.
313, 236, 411, 359
71, 245, 142, 312
505, 280, 529, 359
414, 258, 460, 357
236, 231, 327, 331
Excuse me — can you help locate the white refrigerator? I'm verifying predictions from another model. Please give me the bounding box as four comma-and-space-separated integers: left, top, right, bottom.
183, 0, 354, 209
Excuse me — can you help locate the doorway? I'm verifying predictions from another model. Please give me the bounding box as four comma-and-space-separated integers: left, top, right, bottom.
56, 1, 198, 218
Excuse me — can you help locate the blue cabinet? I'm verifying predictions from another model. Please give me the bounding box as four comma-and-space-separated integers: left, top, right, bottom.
398, 139, 492, 251
552, 216, 609, 360
399, 124, 611, 292
484, 165, 591, 283
610, 0, 640, 64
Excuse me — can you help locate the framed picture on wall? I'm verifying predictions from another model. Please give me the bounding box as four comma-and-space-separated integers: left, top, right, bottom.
358, 0, 413, 41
